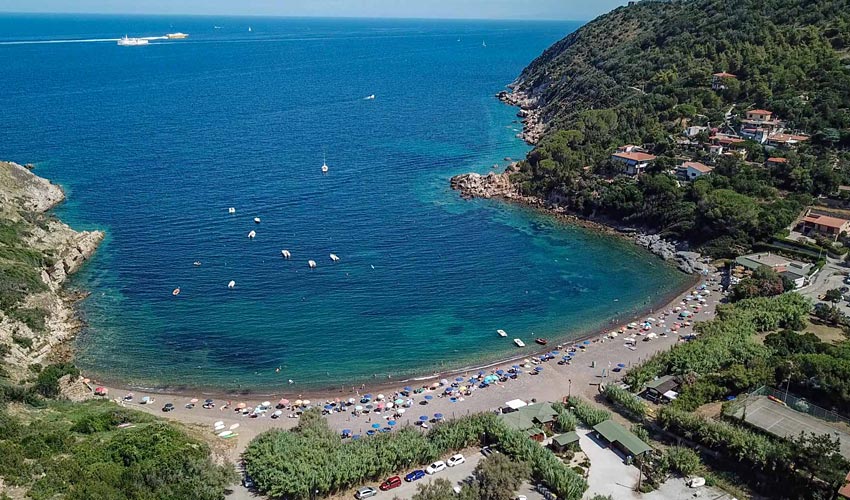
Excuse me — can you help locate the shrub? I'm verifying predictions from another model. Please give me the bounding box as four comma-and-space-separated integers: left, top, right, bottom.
33, 363, 79, 398
565, 396, 611, 427
601, 384, 648, 420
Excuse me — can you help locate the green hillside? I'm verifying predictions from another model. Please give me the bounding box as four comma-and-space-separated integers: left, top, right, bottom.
510, 0, 850, 254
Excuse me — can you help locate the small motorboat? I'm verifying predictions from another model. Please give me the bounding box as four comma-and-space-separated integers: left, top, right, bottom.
172, 287, 180, 296
535, 338, 548, 346
254, 217, 261, 224
329, 253, 340, 262
513, 339, 525, 348
193, 261, 202, 266
308, 260, 317, 269
281, 249, 291, 259
228, 207, 236, 214
365, 94, 375, 100
228, 280, 236, 289
321, 155, 329, 173
497, 329, 507, 337
248, 230, 256, 239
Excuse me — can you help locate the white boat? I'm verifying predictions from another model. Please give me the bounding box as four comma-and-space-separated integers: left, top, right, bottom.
248, 230, 256, 239
308, 260, 317, 269
117, 36, 149, 46
365, 94, 375, 100
482, 41, 486, 48
228, 207, 236, 213
321, 155, 329, 173
248, 26, 253, 32
253, 217, 261, 224
497, 329, 507, 337
513, 339, 525, 348
281, 249, 291, 259
172, 288, 180, 296
228, 280, 236, 289
166, 32, 188, 39
329, 253, 340, 262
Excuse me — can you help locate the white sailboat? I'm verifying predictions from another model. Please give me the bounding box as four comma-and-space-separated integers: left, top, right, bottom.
248, 26, 253, 32
482, 41, 486, 48
321, 155, 329, 173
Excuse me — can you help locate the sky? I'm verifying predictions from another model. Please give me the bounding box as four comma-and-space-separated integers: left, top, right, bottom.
0, 0, 628, 21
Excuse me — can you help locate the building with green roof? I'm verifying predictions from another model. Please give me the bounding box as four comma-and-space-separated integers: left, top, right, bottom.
592, 419, 652, 458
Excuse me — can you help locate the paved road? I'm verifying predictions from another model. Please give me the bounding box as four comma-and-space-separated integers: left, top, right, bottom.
798, 259, 850, 314
373, 450, 482, 499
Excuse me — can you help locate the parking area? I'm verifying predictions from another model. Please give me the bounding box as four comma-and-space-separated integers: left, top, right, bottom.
360, 450, 482, 499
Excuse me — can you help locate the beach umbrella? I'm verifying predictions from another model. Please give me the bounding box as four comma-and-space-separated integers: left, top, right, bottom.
366, 404, 374, 410
617, 363, 626, 368
83, 378, 90, 384
377, 394, 385, 400
445, 387, 454, 394
394, 398, 404, 405
204, 399, 214, 404
450, 397, 457, 403
190, 398, 198, 403
583, 340, 591, 345
381, 428, 391, 433
434, 413, 443, 420
348, 398, 356, 404
496, 369, 505, 375
371, 423, 381, 429
141, 396, 150, 403
403, 386, 412, 392
551, 350, 560, 355
278, 398, 289, 406
535, 366, 543, 372
397, 408, 406, 414
294, 399, 303, 406
355, 405, 363, 411
430, 382, 440, 389
363, 394, 372, 400
386, 402, 394, 409
229, 423, 240, 430
478, 370, 485, 376
419, 415, 429, 421
424, 395, 433, 400
455, 377, 464, 382
324, 404, 334, 410
261, 401, 271, 407
352, 435, 361, 440
302, 399, 311, 406
236, 402, 247, 409
366, 430, 376, 436
388, 420, 397, 426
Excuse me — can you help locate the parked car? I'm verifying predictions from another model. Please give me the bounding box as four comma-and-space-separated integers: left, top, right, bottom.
354, 486, 377, 499
447, 454, 466, 467
405, 470, 426, 482
481, 445, 499, 457
426, 460, 447, 475
161, 403, 174, 412
380, 476, 402, 491
242, 474, 255, 489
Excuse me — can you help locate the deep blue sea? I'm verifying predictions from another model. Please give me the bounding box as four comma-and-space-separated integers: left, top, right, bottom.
0, 14, 689, 392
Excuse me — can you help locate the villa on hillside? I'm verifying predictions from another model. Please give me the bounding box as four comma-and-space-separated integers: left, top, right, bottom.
677, 161, 713, 180
711, 72, 736, 90
611, 145, 656, 176
798, 211, 850, 240
741, 109, 784, 134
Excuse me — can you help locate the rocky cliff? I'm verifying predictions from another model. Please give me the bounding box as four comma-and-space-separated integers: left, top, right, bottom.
0, 161, 103, 382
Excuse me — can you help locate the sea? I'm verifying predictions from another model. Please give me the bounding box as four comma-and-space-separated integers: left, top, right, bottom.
0, 14, 691, 393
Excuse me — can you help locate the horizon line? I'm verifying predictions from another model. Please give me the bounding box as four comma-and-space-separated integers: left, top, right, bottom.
0, 10, 589, 23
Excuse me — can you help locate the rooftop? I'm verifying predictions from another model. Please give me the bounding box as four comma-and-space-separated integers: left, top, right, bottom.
612, 152, 657, 162
748, 109, 772, 115
552, 432, 580, 447
802, 214, 850, 230
498, 402, 559, 431
713, 72, 736, 78
645, 374, 679, 392
767, 157, 788, 163
682, 161, 713, 173
593, 419, 653, 456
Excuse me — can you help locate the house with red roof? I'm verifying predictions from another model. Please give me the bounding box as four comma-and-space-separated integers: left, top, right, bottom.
611, 145, 656, 176
679, 161, 714, 181
766, 157, 788, 168
798, 211, 850, 240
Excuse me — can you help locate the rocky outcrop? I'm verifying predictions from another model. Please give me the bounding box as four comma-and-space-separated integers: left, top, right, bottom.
497, 88, 545, 145
633, 233, 710, 274
0, 161, 103, 383
451, 170, 516, 200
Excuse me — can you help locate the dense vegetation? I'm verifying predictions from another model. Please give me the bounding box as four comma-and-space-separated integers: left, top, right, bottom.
0, 400, 234, 500
244, 408, 587, 500
509, 0, 850, 254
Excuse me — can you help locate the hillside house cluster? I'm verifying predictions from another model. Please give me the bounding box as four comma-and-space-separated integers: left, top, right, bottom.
798, 209, 850, 241
733, 252, 814, 289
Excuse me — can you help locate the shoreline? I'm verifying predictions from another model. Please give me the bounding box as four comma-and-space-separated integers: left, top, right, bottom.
84, 271, 699, 401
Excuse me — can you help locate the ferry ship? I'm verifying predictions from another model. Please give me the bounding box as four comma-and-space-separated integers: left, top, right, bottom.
117, 36, 149, 46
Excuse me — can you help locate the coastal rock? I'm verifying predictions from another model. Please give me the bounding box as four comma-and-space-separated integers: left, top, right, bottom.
0, 161, 104, 385
450, 168, 518, 200
633, 233, 706, 274
497, 89, 545, 145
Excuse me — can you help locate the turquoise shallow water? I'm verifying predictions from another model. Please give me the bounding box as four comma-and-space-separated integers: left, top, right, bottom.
0, 14, 690, 392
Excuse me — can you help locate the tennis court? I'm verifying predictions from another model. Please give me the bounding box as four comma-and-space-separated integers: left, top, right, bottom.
730, 396, 850, 458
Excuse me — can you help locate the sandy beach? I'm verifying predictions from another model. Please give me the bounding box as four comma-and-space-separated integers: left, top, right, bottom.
87, 271, 723, 463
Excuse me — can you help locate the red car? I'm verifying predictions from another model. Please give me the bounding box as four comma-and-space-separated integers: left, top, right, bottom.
380, 476, 402, 491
